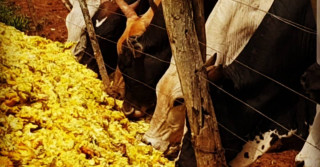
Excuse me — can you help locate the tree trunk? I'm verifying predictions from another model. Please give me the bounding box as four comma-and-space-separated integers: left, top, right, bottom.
78, 0, 110, 90
162, 0, 227, 166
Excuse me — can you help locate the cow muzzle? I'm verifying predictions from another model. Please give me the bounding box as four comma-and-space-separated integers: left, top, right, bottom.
142, 134, 180, 159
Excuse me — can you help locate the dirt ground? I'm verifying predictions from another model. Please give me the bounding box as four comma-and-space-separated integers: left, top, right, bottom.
7, 0, 301, 166
9, 0, 69, 42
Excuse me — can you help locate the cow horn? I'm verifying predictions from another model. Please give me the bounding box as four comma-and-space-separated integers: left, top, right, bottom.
140, 0, 161, 27
128, 0, 141, 10
115, 0, 138, 18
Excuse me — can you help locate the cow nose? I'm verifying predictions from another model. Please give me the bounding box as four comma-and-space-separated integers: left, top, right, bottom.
295, 160, 304, 167
122, 101, 146, 119
142, 136, 152, 145
123, 101, 135, 116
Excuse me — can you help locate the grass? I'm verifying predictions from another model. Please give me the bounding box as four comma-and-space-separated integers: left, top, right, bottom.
0, 0, 30, 31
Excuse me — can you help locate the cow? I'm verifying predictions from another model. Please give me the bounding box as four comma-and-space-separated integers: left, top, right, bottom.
142, 0, 317, 166
115, 0, 217, 119
115, 0, 171, 118
66, 0, 103, 56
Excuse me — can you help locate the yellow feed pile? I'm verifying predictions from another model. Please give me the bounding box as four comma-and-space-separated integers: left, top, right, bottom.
0, 23, 174, 167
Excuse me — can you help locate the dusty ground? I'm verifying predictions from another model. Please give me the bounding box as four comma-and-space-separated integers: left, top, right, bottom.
9, 0, 69, 42
6, 0, 301, 166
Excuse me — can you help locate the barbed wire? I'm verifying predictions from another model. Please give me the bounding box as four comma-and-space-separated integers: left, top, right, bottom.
53, 0, 320, 157
60, 8, 319, 106
83, 0, 319, 105
80, 48, 267, 156
77, 30, 320, 154
84, 0, 317, 35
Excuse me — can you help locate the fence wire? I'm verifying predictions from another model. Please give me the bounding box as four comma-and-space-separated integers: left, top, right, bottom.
44, 0, 320, 159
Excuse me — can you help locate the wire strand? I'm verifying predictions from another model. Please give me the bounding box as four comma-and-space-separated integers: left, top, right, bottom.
80, 49, 266, 155
85, 0, 317, 35
57, 6, 320, 152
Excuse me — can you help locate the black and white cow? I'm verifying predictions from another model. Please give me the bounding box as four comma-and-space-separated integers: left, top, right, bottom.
143, 0, 318, 166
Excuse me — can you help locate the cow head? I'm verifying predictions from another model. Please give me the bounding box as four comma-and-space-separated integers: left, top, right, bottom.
77, 0, 143, 99
115, 0, 162, 55
115, 0, 171, 119
142, 58, 186, 158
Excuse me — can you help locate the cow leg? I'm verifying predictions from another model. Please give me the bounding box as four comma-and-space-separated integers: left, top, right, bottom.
295, 105, 320, 167
73, 34, 87, 61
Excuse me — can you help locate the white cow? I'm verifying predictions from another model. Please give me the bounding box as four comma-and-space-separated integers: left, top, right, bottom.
66, 0, 106, 56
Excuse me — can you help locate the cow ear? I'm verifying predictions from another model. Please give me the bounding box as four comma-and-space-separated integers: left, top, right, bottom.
207, 65, 223, 82
204, 53, 217, 67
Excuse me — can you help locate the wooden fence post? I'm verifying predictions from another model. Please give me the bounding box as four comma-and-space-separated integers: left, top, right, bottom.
161, 0, 227, 166
191, 0, 206, 62
78, 0, 110, 90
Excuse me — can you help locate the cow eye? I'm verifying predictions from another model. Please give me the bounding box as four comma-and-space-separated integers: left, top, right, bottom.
173, 98, 184, 107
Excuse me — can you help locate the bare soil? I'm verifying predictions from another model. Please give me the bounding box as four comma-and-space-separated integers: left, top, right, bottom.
10, 0, 68, 42
7, 0, 301, 166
